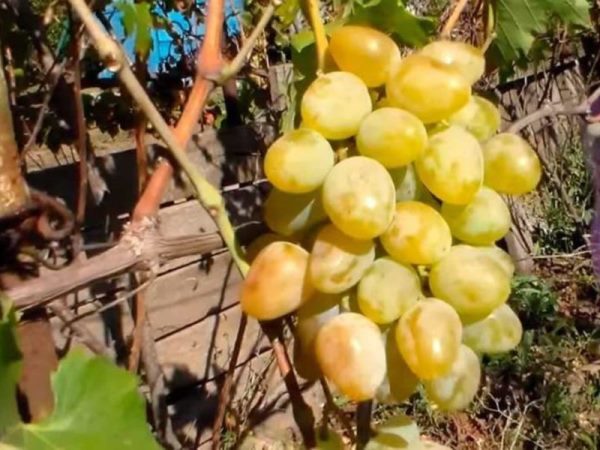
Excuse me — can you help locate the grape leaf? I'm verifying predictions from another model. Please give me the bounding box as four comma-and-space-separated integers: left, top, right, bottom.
0, 297, 22, 435
491, 0, 591, 66
116, 1, 153, 58
276, 0, 300, 27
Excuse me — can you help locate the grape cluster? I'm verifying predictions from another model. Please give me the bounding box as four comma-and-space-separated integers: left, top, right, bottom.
241, 24, 539, 441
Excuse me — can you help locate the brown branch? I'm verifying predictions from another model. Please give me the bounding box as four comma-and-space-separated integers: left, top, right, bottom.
506, 103, 588, 133
356, 401, 373, 449
441, 0, 470, 37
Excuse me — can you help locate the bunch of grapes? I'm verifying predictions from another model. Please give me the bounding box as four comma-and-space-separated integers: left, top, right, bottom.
240, 25, 541, 446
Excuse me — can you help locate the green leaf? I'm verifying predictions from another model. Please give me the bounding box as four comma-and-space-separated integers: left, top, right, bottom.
0, 296, 22, 435
491, 0, 591, 66
276, 0, 300, 27
116, 1, 137, 36
3, 350, 162, 450
348, 0, 437, 47
115, 1, 154, 58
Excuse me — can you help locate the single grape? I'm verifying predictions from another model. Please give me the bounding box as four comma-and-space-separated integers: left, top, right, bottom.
421, 441, 453, 450
462, 303, 523, 354
476, 246, 515, 277
358, 257, 421, 324
448, 95, 501, 141
264, 128, 334, 193
309, 224, 375, 293
315, 312, 387, 401
424, 345, 481, 411
482, 133, 542, 195
356, 107, 428, 168
441, 186, 511, 245
241, 242, 313, 320
429, 245, 511, 322
376, 328, 419, 404
395, 298, 463, 380
419, 40, 485, 85
365, 413, 421, 450
386, 54, 471, 123
415, 125, 483, 204
245, 233, 292, 262
380, 201, 452, 265
329, 25, 401, 87
263, 188, 327, 237
301, 71, 372, 140
389, 164, 440, 209
322, 156, 396, 239
315, 428, 345, 450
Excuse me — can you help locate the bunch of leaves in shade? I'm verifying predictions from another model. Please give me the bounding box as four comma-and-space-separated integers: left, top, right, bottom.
0, 297, 162, 450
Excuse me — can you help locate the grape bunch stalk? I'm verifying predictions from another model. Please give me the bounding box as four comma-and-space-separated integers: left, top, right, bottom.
240, 24, 541, 448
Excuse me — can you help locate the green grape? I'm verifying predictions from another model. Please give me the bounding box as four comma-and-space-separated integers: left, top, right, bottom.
482, 133, 542, 195
315, 428, 345, 450
376, 328, 419, 404
329, 25, 401, 88
462, 303, 523, 354
263, 188, 327, 237
395, 298, 462, 380
365, 413, 421, 450
264, 129, 335, 193
476, 246, 515, 277
441, 187, 511, 245
421, 441, 453, 450
424, 345, 481, 411
389, 165, 440, 209
356, 107, 428, 168
380, 201, 452, 265
315, 312, 387, 401
241, 242, 314, 320
309, 224, 375, 293
358, 257, 422, 324
429, 245, 511, 322
415, 125, 483, 205
419, 40, 485, 85
448, 95, 501, 141
322, 156, 396, 239
386, 54, 471, 124
301, 71, 372, 140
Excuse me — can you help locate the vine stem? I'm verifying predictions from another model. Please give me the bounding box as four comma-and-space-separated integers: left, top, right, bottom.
441, 0, 470, 37
304, 0, 328, 73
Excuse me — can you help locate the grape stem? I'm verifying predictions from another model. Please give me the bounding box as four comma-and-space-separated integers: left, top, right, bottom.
303, 0, 329, 73
441, 0, 470, 38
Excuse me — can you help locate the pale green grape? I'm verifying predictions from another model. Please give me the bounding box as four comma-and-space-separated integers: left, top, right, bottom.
424, 345, 481, 411
477, 246, 515, 277
395, 298, 463, 380
386, 54, 471, 124
463, 303, 523, 354
322, 156, 396, 239
358, 257, 422, 324
309, 224, 375, 293
376, 328, 419, 404
389, 164, 440, 209
263, 188, 327, 237
241, 242, 314, 320
264, 128, 334, 193
356, 107, 428, 168
429, 245, 511, 322
365, 413, 421, 450
419, 40, 485, 85
245, 233, 292, 262
421, 441, 453, 450
301, 71, 372, 140
441, 186, 511, 245
380, 201, 452, 265
315, 312, 387, 401
329, 25, 401, 87
415, 125, 483, 205
482, 133, 542, 195
315, 428, 345, 450
448, 95, 501, 141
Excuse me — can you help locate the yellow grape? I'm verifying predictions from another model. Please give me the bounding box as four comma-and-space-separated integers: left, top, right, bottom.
463, 303, 523, 354
419, 40, 485, 85
415, 125, 483, 204
301, 71, 372, 140
395, 298, 463, 380
386, 54, 471, 124
263, 188, 327, 237
365, 413, 421, 450
429, 245, 511, 322
376, 328, 419, 404
358, 257, 421, 324
380, 201, 452, 265
482, 133, 542, 195
424, 345, 481, 412
329, 25, 401, 87
448, 95, 501, 141
264, 129, 334, 193
441, 186, 511, 245
309, 224, 375, 293
245, 233, 291, 262
315, 312, 387, 401
322, 156, 396, 239
356, 107, 428, 168
389, 164, 440, 209
240, 242, 313, 320
477, 246, 515, 277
